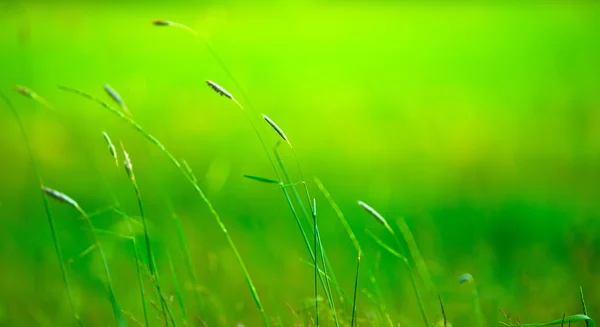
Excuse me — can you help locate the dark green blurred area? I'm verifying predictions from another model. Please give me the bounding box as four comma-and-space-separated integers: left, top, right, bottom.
1, 1, 600, 326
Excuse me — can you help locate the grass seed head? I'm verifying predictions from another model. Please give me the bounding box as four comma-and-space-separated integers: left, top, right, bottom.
102, 131, 119, 167
458, 273, 473, 284
206, 80, 233, 99
103, 84, 130, 115
358, 201, 391, 230
42, 186, 84, 214
14, 85, 34, 98
121, 143, 135, 182
152, 19, 172, 26
263, 114, 291, 147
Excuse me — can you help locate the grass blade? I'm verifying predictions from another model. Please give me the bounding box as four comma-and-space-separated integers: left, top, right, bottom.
507, 315, 595, 327
243, 174, 282, 185
168, 251, 187, 325
60, 85, 268, 327
122, 143, 176, 327
350, 252, 361, 327
458, 273, 482, 327
581, 286, 589, 327
1, 91, 83, 326
44, 186, 126, 327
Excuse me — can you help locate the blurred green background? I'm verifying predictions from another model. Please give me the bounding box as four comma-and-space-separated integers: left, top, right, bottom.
1, 1, 600, 326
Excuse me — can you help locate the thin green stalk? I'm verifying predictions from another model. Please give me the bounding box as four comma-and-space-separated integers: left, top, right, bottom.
273, 147, 339, 323
79, 211, 127, 327
313, 199, 320, 327
173, 213, 207, 323
125, 152, 176, 327
122, 215, 150, 327
366, 230, 429, 327
59, 86, 268, 327
350, 252, 361, 327
581, 286, 589, 327
1, 91, 83, 327
315, 179, 394, 327
168, 251, 188, 325
459, 273, 482, 327
41, 186, 125, 327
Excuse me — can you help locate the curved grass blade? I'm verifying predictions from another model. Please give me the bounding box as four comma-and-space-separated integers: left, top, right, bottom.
243, 174, 282, 185
121, 142, 176, 327
396, 217, 437, 304
59, 85, 268, 327
43, 186, 126, 327
507, 315, 594, 327
458, 273, 482, 327
1, 91, 83, 326
350, 252, 361, 327
581, 286, 589, 327
365, 229, 428, 327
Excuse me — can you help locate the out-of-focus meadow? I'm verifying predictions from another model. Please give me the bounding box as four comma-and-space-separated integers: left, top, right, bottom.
1, 1, 600, 326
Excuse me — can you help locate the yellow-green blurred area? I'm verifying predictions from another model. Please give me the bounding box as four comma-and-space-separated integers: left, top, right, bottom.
1, 0, 600, 326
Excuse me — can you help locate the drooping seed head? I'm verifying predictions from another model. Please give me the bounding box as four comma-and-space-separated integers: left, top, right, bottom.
358, 201, 391, 230
458, 273, 473, 284
121, 143, 135, 182
152, 19, 172, 26
13, 84, 52, 109
42, 186, 84, 214
206, 80, 233, 99
103, 84, 130, 115
14, 85, 33, 98
102, 131, 119, 167
263, 114, 291, 147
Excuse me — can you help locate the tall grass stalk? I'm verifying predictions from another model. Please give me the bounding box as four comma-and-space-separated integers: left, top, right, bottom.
350, 252, 361, 327
157, 21, 337, 325
121, 143, 176, 327
395, 217, 437, 303
41, 187, 126, 327
273, 146, 340, 324
167, 251, 187, 325
314, 178, 393, 326
1, 91, 84, 327
58, 86, 269, 327
172, 213, 207, 325
458, 273, 482, 327
204, 79, 338, 325
313, 198, 320, 327
364, 228, 429, 327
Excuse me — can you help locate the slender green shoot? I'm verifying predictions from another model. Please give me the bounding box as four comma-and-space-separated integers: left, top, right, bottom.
458, 273, 482, 327
167, 251, 187, 325
59, 86, 268, 327
313, 198, 320, 327
364, 228, 429, 327
243, 174, 282, 185
1, 91, 83, 327
395, 217, 437, 300
42, 186, 126, 327
314, 178, 393, 326
502, 315, 594, 327
121, 142, 176, 327
581, 286, 589, 327
173, 213, 207, 324
350, 252, 361, 327
438, 293, 447, 327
